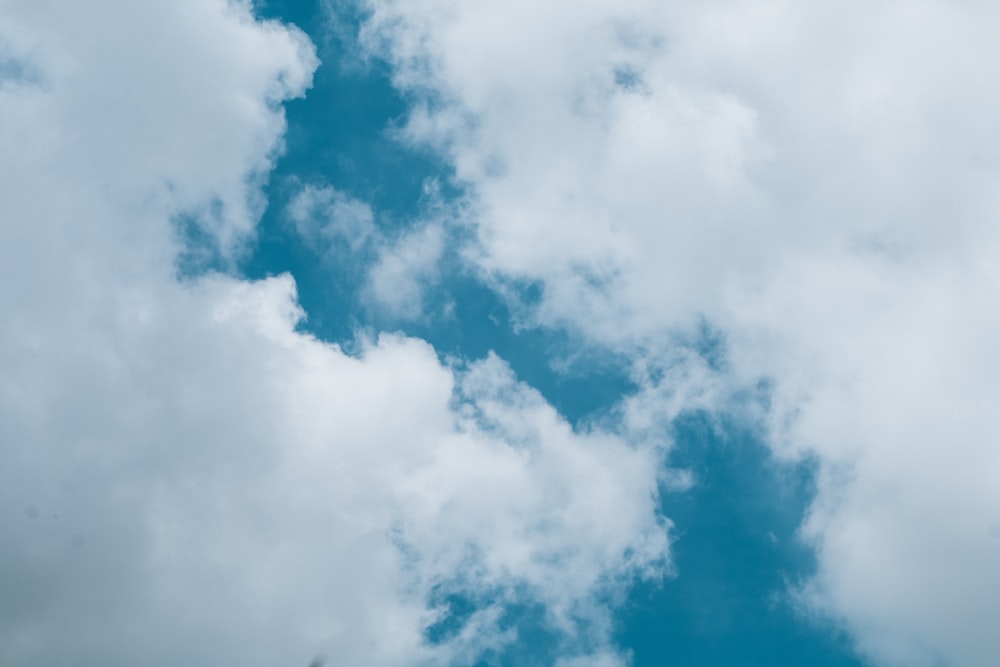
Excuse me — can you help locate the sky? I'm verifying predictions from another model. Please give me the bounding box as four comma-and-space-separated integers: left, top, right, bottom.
2, 1, 999, 666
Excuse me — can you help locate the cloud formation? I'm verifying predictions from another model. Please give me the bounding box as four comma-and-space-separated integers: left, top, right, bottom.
0, 2, 668, 665
357, 1, 1000, 665
286, 183, 447, 320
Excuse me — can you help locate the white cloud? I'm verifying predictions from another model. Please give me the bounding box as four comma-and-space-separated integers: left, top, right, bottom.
555, 651, 631, 667
727, 255, 1000, 667
0, 2, 668, 666
367, 222, 445, 319
358, 1, 1000, 665
286, 182, 448, 320
287, 183, 377, 253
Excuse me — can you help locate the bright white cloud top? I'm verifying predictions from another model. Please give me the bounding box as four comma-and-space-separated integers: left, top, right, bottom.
3, 1, 1000, 666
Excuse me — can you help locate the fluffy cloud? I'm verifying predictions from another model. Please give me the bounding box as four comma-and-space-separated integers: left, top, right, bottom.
728, 255, 1000, 667
0, 2, 668, 666
358, 1, 1000, 665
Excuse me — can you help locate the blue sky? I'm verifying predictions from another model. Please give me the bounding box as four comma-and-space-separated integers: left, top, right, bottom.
249, 2, 860, 664
244, 2, 862, 666
4, 1, 1000, 666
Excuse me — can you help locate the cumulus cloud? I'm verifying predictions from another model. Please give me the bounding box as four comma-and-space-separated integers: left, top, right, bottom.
357, 1, 1000, 665
0, 2, 668, 666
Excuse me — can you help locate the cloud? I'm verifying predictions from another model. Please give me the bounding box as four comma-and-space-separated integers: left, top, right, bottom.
0, 2, 668, 666
287, 183, 378, 253
286, 182, 448, 320
367, 222, 445, 319
357, 1, 1000, 665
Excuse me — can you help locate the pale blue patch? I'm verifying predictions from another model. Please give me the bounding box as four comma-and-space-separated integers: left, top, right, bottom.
0, 40, 43, 87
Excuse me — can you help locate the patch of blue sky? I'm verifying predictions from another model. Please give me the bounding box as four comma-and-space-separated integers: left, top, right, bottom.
621, 414, 860, 667
246, 2, 867, 665
249, 0, 636, 425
